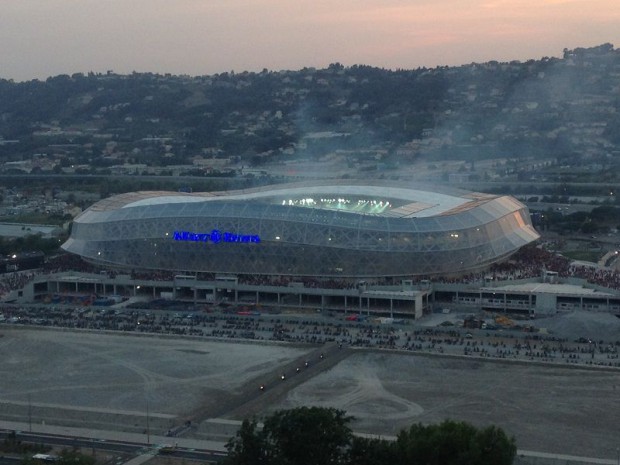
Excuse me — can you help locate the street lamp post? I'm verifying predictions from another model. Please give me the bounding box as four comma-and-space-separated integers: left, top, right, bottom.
146, 398, 151, 445
28, 394, 32, 433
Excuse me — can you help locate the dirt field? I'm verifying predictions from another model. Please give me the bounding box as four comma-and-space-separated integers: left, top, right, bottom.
0, 327, 619, 461
0, 328, 312, 432
269, 352, 620, 459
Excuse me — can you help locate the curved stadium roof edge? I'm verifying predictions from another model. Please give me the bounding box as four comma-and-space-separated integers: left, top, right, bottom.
91, 180, 499, 219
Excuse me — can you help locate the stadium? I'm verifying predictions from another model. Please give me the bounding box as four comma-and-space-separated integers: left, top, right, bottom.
61, 180, 539, 278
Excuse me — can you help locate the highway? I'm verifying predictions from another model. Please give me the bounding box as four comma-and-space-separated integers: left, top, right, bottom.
0, 430, 226, 464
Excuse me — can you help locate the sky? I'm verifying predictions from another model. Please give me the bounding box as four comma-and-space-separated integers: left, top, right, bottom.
1, 0, 619, 81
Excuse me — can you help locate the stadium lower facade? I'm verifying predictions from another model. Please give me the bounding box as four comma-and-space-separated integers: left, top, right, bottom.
62, 180, 539, 278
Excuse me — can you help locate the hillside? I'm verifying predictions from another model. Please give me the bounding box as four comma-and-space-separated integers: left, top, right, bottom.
0, 44, 619, 183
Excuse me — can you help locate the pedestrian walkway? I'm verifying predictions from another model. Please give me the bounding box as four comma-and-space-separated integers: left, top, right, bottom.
517, 449, 620, 465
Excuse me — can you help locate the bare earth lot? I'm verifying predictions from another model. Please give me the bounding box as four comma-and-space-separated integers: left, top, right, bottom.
0, 328, 312, 431
0, 327, 619, 461
270, 352, 620, 459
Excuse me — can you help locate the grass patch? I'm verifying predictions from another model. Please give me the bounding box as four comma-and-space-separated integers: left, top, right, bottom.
0, 213, 70, 226
562, 250, 602, 262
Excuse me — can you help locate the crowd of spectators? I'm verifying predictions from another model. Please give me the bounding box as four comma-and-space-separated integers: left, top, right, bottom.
0, 272, 36, 297
238, 274, 358, 289
234, 245, 620, 292
130, 270, 176, 281
416, 245, 620, 291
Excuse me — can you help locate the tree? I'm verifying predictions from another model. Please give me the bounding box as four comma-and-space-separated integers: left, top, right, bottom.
224, 407, 353, 465
56, 450, 96, 465
468, 425, 518, 465
224, 418, 266, 465
224, 409, 516, 465
262, 407, 352, 465
395, 420, 516, 465
348, 436, 398, 465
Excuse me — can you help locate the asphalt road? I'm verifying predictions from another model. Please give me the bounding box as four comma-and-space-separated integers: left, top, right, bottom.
0, 430, 225, 464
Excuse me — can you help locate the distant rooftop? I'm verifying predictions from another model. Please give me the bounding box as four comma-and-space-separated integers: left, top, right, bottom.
0, 223, 62, 239
486, 282, 618, 297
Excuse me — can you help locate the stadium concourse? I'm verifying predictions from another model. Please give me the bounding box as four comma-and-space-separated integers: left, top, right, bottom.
9, 244, 620, 319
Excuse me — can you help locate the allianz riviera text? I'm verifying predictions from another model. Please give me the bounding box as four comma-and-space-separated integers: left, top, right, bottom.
173, 230, 261, 243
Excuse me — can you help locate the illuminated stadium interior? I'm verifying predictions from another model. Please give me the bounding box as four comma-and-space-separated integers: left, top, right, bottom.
115, 182, 476, 219
280, 197, 394, 215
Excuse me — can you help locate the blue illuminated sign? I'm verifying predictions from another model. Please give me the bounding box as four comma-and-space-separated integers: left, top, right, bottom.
173, 230, 260, 244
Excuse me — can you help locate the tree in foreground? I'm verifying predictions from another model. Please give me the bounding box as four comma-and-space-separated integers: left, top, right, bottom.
224, 407, 352, 465
348, 435, 399, 465
224, 418, 266, 465
395, 419, 517, 465
224, 408, 516, 465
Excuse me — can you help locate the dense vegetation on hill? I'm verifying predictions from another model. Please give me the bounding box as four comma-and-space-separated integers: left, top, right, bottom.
1, 44, 619, 180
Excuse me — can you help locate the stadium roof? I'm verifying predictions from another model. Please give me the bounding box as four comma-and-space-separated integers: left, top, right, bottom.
92, 180, 500, 219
